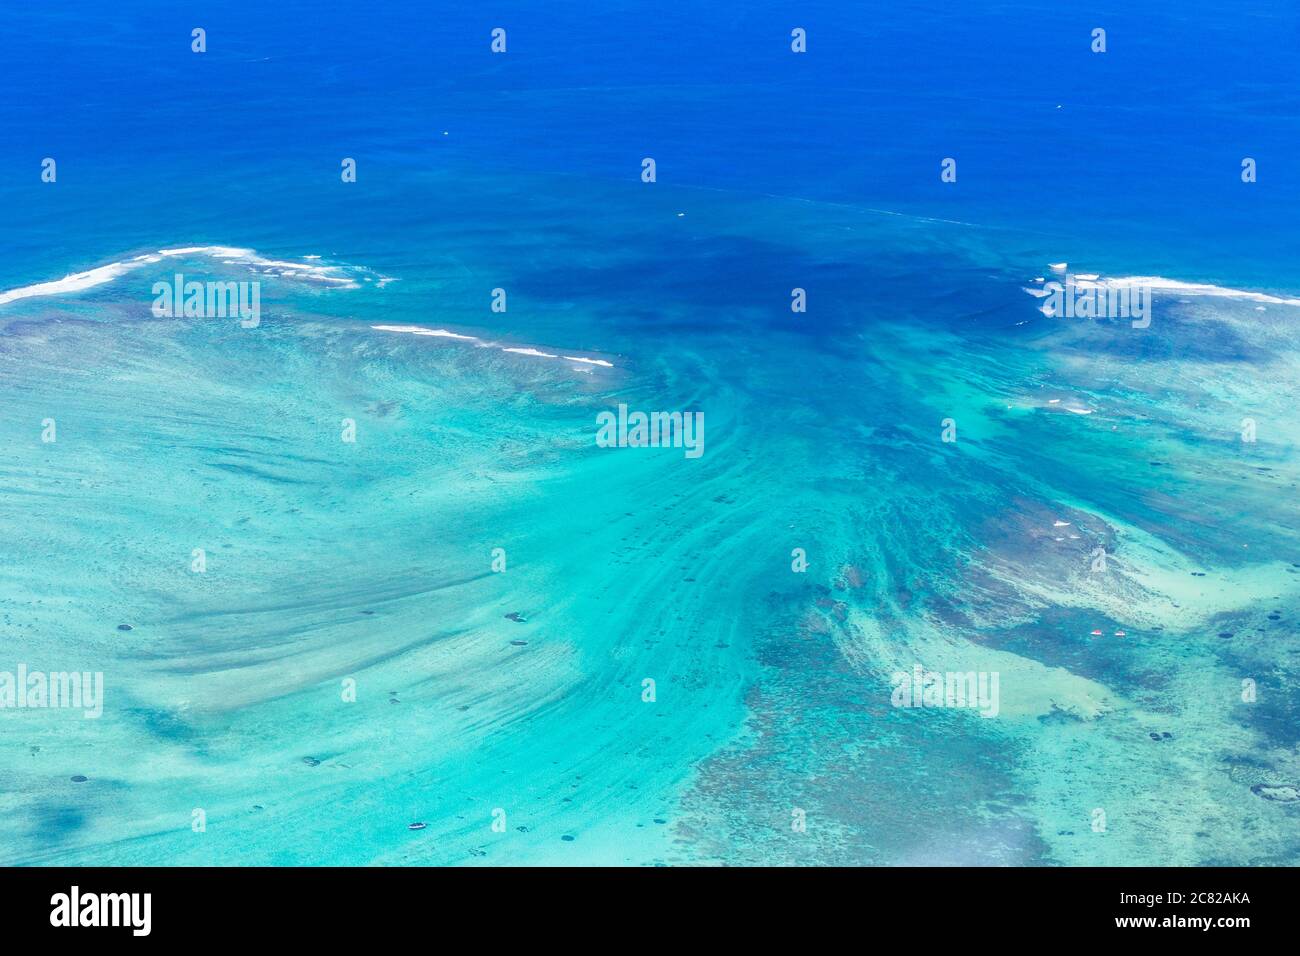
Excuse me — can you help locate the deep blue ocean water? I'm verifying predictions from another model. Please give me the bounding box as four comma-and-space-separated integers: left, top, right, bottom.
1, 2, 1298, 864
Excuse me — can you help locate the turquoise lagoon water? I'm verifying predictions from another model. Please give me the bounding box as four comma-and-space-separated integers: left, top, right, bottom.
0, 2, 1298, 865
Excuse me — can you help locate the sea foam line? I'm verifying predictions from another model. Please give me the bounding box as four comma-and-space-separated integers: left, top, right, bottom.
0, 246, 376, 307
1025, 266, 1300, 308
0, 261, 149, 306
1089, 276, 1300, 307
371, 324, 615, 369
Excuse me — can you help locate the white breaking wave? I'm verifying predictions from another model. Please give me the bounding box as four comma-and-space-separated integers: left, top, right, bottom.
371, 323, 615, 370
0, 260, 156, 306
159, 247, 359, 286
1082, 275, 1300, 307
370, 324, 478, 341
1024, 268, 1300, 309
0, 245, 380, 308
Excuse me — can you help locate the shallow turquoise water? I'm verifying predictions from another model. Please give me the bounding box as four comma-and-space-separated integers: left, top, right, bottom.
2, 178, 1298, 864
